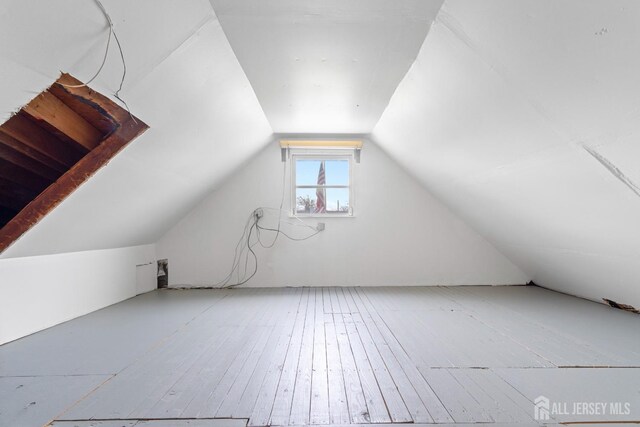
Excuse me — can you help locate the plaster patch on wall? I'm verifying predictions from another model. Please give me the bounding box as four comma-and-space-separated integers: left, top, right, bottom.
583, 144, 640, 198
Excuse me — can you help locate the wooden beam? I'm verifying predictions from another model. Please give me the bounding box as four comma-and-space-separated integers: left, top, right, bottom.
0, 130, 68, 174
0, 142, 62, 181
50, 74, 124, 135
2, 113, 84, 167
23, 91, 103, 151
0, 158, 52, 193
0, 116, 148, 253
53, 73, 130, 124
280, 139, 364, 149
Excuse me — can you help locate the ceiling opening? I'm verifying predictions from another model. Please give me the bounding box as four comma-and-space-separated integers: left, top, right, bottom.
0, 73, 148, 253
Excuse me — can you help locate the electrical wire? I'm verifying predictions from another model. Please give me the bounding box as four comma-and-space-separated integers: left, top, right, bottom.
110, 21, 137, 124
211, 211, 257, 288
195, 204, 320, 290
57, 0, 136, 122
230, 220, 259, 288
258, 207, 317, 231
256, 224, 320, 241
257, 161, 287, 249
57, 0, 113, 89
208, 160, 321, 289
59, 24, 112, 88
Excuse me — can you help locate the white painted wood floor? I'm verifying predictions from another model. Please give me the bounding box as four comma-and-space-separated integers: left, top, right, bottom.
1, 286, 639, 427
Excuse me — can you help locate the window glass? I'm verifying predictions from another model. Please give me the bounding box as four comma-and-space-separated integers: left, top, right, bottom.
295, 188, 317, 214
295, 160, 322, 186
292, 154, 352, 216
325, 188, 349, 213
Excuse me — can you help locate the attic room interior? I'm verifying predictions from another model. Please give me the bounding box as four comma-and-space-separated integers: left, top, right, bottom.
0, 0, 639, 426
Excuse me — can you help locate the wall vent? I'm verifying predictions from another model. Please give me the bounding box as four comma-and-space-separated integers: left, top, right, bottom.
0, 73, 148, 253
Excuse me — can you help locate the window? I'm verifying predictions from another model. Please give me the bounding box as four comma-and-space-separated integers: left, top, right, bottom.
291, 152, 353, 216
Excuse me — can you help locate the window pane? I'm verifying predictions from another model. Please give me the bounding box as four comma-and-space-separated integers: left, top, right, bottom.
295, 159, 349, 186
325, 159, 349, 185
326, 188, 350, 213
295, 160, 322, 185
295, 188, 317, 214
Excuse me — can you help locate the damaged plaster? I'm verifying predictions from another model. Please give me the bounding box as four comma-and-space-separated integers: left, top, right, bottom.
583, 144, 640, 199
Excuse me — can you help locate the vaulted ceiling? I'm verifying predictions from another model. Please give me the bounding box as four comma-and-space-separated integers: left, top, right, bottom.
210, 0, 443, 133
1, 0, 638, 307
372, 0, 640, 307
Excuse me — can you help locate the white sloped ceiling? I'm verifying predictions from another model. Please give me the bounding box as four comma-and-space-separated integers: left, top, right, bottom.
0, 0, 273, 258
373, 0, 640, 307
209, 0, 444, 133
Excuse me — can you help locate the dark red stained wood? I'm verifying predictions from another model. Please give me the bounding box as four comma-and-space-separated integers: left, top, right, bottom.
2, 112, 84, 167
49, 74, 124, 135
0, 129, 68, 173
55, 74, 131, 124
0, 158, 52, 193
0, 117, 148, 252
23, 91, 103, 151
0, 142, 62, 181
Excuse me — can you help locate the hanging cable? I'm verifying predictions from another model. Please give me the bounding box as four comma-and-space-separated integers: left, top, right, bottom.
256, 224, 320, 241
110, 19, 137, 124
257, 161, 287, 249
58, 0, 114, 88
206, 158, 320, 289
57, 0, 136, 122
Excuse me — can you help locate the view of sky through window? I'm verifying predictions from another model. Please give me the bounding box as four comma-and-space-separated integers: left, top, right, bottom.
295, 159, 350, 214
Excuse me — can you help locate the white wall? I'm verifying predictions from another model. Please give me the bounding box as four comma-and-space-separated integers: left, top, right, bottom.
0, 244, 155, 345
372, 0, 640, 307
156, 140, 527, 287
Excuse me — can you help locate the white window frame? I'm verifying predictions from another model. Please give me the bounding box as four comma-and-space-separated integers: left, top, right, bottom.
290, 148, 355, 217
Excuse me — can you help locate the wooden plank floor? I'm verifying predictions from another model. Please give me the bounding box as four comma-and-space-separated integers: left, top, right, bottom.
1, 286, 639, 426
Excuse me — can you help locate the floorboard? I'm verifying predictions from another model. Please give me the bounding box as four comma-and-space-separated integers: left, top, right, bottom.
1, 286, 639, 427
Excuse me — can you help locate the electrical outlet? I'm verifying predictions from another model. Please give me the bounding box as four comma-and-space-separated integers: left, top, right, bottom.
316, 222, 325, 231
255, 208, 263, 219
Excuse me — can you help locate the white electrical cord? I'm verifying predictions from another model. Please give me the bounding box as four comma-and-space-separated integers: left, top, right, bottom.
205, 160, 320, 289
57, 0, 136, 122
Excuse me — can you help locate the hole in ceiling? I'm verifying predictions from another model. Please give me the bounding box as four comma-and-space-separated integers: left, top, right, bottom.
0, 73, 148, 253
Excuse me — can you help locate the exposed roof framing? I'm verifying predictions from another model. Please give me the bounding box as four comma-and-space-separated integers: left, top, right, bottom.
0, 73, 148, 253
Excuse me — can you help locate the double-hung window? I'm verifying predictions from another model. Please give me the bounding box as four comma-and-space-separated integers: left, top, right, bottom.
291, 152, 353, 216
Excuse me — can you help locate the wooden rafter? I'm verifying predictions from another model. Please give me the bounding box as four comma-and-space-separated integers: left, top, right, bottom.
23, 91, 103, 151
0, 158, 51, 193
0, 73, 149, 253
0, 129, 68, 173
49, 74, 126, 134
0, 142, 62, 181
2, 113, 83, 167
0, 118, 147, 252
